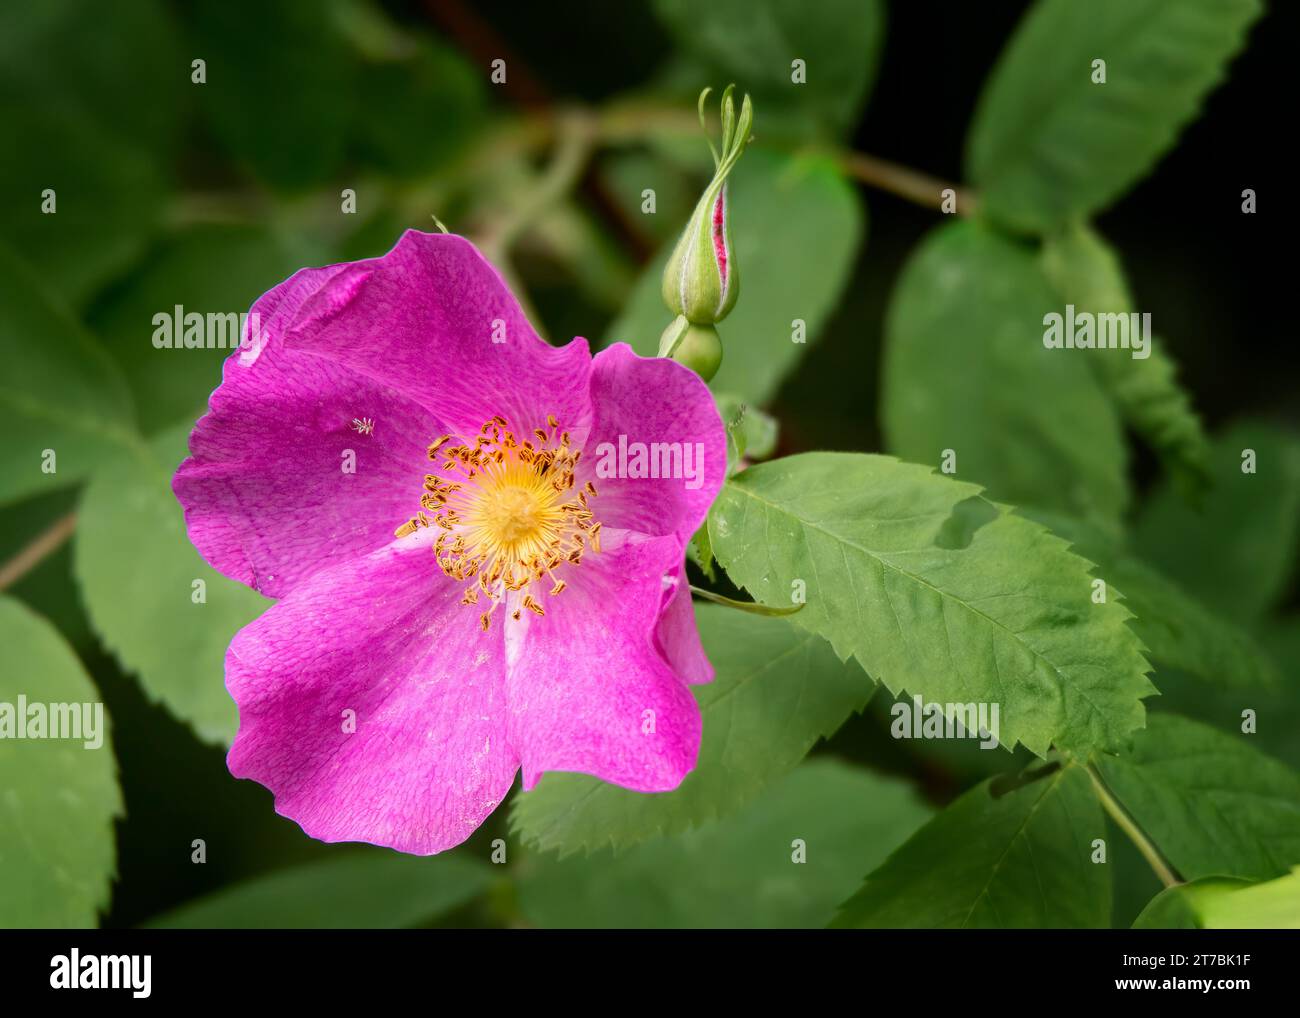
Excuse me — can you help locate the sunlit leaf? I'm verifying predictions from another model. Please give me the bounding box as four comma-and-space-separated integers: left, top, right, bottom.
74, 425, 269, 745
710, 452, 1155, 756
0, 596, 122, 927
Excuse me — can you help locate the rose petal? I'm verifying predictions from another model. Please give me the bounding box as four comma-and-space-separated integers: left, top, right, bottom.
580, 343, 726, 541
268, 232, 593, 440
504, 529, 702, 792
655, 565, 713, 685
175, 231, 593, 598
225, 529, 517, 855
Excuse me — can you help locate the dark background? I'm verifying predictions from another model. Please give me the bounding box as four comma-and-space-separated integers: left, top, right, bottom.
437, 0, 1293, 457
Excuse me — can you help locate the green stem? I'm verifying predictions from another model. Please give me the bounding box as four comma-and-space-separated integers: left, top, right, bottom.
478, 109, 597, 261
689, 585, 803, 617
1085, 761, 1181, 889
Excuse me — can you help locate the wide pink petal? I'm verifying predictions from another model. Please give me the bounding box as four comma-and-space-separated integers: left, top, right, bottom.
579, 343, 726, 541
174, 231, 593, 598
225, 529, 518, 855
174, 356, 439, 598
504, 529, 702, 792
264, 231, 594, 439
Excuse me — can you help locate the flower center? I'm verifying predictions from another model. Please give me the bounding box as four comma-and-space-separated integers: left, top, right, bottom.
395, 415, 600, 631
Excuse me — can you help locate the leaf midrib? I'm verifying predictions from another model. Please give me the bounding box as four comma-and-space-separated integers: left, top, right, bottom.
721, 479, 1120, 750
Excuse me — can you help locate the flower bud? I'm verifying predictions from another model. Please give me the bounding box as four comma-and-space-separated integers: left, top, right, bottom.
658, 314, 722, 383
661, 85, 753, 326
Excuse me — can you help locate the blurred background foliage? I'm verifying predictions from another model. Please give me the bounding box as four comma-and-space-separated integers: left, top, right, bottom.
1, 0, 1296, 929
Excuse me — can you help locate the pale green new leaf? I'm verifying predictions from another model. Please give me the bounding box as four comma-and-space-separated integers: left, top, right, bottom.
510, 604, 875, 855
519, 759, 931, 928
967, 0, 1263, 232
605, 146, 862, 406
0, 244, 137, 506
74, 425, 270, 745
1192, 867, 1300, 929
709, 452, 1155, 757
1041, 223, 1210, 493
146, 851, 494, 929
0, 596, 122, 927
1130, 877, 1251, 929
882, 220, 1128, 531
833, 763, 1109, 928
1133, 869, 1300, 930
1096, 714, 1300, 882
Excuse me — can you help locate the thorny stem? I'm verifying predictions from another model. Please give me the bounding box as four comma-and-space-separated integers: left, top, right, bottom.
0, 512, 78, 592
1085, 761, 1182, 889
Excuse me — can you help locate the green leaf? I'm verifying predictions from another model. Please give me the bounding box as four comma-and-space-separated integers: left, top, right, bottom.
1133, 870, 1300, 930
88, 224, 321, 435
652, 0, 886, 138
715, 392, 779, 475
1135, 619, 1300, 773
518, 759, 930, 928
882, 220, 1128, 530
510, 603, 875, 855
606, 146, 863, 406
0, 244, 137, 507
74, 424, 270, 744
353, 34, 486, 178
1106, 558, 1279, 690
0, 0, 181, 304
184, 0, 359, 190
1095, 714, 1300, 882
1026, 509, 1280, 690
709, 452, 1155, 757
687, 522, 716, 580
967, 0, 1263, 232
1041, 223, 1210, 493
833, 763, 1109, 928
1133, 422, 1300, 625
0, 596, 122, 927
1131, 877, 1252, 929
1191, 868, 1300, 929
145, 851, 494, 929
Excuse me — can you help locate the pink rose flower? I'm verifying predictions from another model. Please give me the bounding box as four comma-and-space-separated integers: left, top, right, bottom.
173, 231, 726, 854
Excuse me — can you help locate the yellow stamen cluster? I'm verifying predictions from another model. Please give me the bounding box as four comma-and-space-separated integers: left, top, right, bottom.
395, 415, 601, 630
